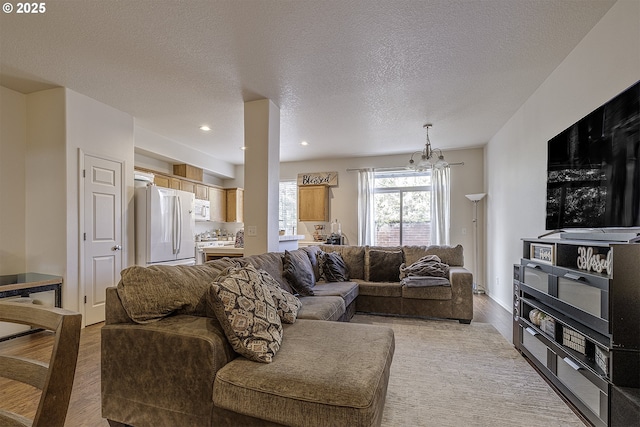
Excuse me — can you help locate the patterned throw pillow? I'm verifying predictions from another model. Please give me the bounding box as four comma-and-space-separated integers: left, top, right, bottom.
208, 265, 283, 363
256, 268, 302, 324
319, 251, 350, 282
283, 250, 315, 296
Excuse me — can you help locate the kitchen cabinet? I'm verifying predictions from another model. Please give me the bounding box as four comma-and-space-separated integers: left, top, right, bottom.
195, 184, 209, 200
153, 174, 170, 188
180, 180, 195, 194
209, 187, 227, 222
298, 185, 329, 222
173, 164, 203, 181
226, 188, 244, 223
170, 177, 182, 190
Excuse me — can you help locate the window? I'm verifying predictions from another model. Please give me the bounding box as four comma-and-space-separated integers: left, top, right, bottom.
373, 170, 431, 246
279, 181, 297, 235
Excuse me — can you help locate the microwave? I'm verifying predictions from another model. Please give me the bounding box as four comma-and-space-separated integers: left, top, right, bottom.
194, 199, 210, 221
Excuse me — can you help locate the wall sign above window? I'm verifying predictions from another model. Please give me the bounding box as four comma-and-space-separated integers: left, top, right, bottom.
297, 171, 338, 186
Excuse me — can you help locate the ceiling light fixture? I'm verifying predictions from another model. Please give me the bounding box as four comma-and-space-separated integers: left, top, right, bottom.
300, 141, 309, 146
406, 124, 448, 170
199, 125, 211, 131
240, 146, 247, 151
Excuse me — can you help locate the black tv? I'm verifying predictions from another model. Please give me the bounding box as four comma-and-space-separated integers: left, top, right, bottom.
546, 81, 640, 230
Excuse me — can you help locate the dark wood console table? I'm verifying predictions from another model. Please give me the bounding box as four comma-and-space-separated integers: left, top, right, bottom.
0, 273, 63, 341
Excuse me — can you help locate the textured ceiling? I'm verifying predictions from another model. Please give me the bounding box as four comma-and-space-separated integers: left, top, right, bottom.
0, 0, 616, 168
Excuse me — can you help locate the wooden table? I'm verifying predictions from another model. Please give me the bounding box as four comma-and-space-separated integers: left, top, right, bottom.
0, 273, 63, 341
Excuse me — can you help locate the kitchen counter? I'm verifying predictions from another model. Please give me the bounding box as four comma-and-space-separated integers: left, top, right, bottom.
203, 246, 244, 261
278, 234, 305, 241
278, 234, 304, 251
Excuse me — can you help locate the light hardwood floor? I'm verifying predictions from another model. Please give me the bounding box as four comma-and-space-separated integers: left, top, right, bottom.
0, 295, 512, 427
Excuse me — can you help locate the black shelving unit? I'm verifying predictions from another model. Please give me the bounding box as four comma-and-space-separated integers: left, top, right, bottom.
513, 238, 640, 427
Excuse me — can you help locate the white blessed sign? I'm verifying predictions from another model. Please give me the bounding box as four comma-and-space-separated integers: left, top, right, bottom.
297, 171, 338, 186
576, 246, 612, 275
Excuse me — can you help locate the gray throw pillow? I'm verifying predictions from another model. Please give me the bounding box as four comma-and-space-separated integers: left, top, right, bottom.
207, 264, 283, 363
368, 250, 404, 282
283, 250, 315, 296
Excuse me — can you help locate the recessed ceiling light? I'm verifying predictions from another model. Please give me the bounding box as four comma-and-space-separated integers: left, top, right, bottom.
240, 146, 247, 151
199, 125, 211, 131
300, 141, 309, 146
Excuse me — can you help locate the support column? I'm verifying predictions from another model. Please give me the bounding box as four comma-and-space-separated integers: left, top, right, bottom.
243, 99, 280, 255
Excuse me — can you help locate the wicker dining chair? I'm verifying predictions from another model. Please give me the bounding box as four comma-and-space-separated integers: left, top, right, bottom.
0, 301, 82, 427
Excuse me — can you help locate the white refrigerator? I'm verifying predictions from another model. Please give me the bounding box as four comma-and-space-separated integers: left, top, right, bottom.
135, 185, 196, 266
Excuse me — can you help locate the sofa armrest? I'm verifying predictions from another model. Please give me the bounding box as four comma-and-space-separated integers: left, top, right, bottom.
101, 315, 236, 426
448, 267, 474, 320
105, 286, 133, 325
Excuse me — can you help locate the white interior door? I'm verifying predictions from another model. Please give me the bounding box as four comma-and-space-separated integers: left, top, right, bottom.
83, 154, 123, 325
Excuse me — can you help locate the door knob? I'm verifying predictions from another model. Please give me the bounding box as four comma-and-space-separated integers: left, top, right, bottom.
112, 245, 122, 251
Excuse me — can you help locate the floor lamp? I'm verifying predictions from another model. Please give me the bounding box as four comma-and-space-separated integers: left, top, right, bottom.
465, 193, 486, 294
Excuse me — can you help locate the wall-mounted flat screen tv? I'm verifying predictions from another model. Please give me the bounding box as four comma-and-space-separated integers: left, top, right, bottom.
546, 81, 640, 230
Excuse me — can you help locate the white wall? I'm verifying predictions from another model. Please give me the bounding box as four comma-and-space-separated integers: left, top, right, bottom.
278, 147, 486, 281
25, 88, 67, 280
0, 86, 27, 274
486, 0, 640, 311
65, 89, 135, 312
134, 124, 236, 179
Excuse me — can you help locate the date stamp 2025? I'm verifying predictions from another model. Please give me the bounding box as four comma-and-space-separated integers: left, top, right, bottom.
3, 2, 47, 14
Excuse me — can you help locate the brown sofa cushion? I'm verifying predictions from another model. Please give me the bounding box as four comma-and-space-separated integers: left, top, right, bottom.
208, 265, 283, 363
243, 252, 292, 293
402, 283, 453, 300
354, 280, 403, 298
116, 262, 235, 324
403, 245, 464, 267
312, 281, 359, 307
213, 319, 394, 426
296, 296, 345, 321
283, 250, 315, 296
257, 269, 301, 324
368, 250, 403, 282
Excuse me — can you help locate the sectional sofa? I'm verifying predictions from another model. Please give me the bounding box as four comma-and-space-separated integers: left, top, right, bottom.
101, 244, 472, 427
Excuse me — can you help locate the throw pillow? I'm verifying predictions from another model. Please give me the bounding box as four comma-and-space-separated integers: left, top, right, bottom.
283, 250, 315, 296
320, 251, 350, 282
368, 250, 404, 282
207, 265, 283, 363
399, 254, 450, 279
256, 268, 302, 324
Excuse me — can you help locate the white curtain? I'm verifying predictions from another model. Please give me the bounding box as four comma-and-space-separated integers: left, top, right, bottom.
357, 169, 375, 245
431, 166, 450, 245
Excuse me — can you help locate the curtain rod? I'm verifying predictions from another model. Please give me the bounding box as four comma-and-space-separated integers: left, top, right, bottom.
346, 162, 464, 172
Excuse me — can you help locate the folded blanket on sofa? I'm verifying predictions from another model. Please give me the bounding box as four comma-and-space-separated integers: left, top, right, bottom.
399, 255, 450, 279
401, 276, 451, 287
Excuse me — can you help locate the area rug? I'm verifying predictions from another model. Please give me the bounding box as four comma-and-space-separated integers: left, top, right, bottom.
351, 314, 585, 427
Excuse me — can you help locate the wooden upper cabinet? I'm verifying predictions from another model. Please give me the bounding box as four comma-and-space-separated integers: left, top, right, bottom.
180, 180, 195, 194
298, 185, 329, 222
209, 187, 227, 222
226, 188, 244, 223
170, 177, 182, 190
195, 184, 209, 200
154, 175, 171, 188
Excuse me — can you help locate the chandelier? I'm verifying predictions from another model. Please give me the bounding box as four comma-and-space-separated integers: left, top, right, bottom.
406, 124, 448, 170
